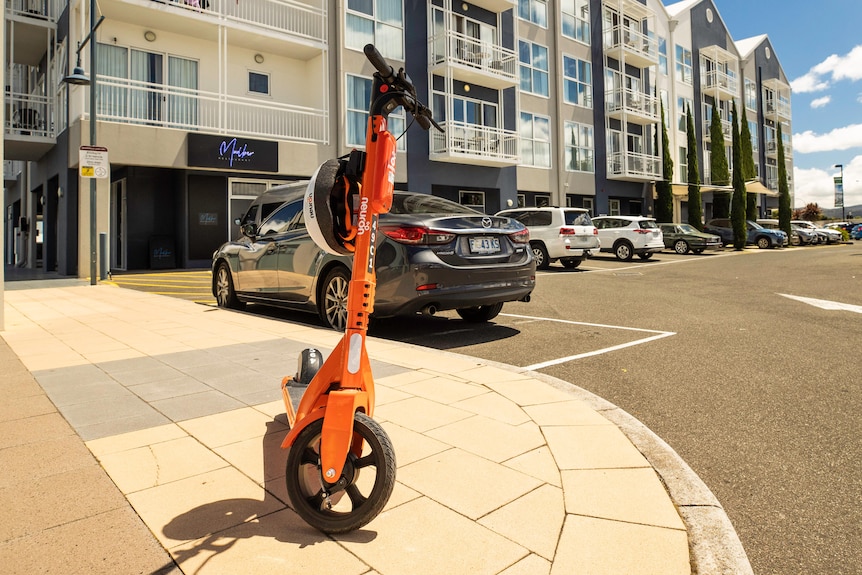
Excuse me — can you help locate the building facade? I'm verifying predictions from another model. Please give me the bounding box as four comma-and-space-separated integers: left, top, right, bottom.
3, 0, 793, 277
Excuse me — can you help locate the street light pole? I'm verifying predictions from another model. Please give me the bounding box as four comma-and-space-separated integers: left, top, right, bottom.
834, 163, 845, 222
88, 0, 97, 285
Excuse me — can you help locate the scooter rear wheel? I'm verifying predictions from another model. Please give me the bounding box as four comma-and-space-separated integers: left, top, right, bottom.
285, 412, 395, 533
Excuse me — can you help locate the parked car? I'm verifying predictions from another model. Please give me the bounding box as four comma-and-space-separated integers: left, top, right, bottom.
592, 216, 664, 261
657, 223, 722, 254
793, 220, 843, 244
703, 219, 788, 249
851, 224, 862, 240
495, 206, 600, 269
213, 183, 536, 330
756, 219, 818, 246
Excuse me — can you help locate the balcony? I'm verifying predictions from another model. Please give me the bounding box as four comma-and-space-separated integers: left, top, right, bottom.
607, 151, 660, 181
4, 91, 58, 160
428, 32, 518, 90
763, 78, 791, 120
97, 0, 326, 58
91, 76, 327, 143
605, 87, 658, 125
429, 121, 518, 167
702, 69, 738, 100
703, 117, 732, 141
603, 25, 658, 69
700, 45, 739, 101
462, 0, 515, 13
765, 99, 791, 120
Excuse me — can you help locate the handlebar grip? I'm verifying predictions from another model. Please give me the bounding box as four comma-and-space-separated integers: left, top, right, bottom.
416, 115, 431, 130
364, 44, 394, 81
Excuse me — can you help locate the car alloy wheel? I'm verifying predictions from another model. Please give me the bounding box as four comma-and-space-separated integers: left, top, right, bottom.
530, 242, 550, 270
319, 267, 350, 331
215, 262, 244, 310
756, 236, 771, 249
614, 241, 633, 261
674, 240, 689, 254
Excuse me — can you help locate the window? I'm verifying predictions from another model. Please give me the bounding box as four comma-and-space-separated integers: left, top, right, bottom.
675, 45, 692, 84
259, 201, 304, 236
248, 72, 269, 95
658, 36, 668, 75
460, 191, 486, 212
609, 199, 621, 216
535, 195, 550, 207
564, 121, 594, 172
563, 56, 592, 108
561, 0, 590, 44
347, 74, 406, 150
346, 0, 403, 60
744, 78, 757, 111
518, 0, 547, 27
520, 112, 551, 168
583, 197, 594, 215
679, 146, 688, 183
519, 40, 549, 97
677, 96, 693, 132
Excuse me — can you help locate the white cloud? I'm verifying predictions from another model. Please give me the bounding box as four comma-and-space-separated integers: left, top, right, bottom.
793, 155, 862, 208
810, 96, 831, 109
793, 124, 862, 154
790, 45, 862, 93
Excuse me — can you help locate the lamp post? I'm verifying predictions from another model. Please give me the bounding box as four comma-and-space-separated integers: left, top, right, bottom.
833, 163, 845, 222
63, 3, 103, 285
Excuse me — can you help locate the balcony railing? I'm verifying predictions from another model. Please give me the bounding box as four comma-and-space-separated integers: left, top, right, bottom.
428, 31, 518, 88
5, 91, 55, 138
5, 0, 63, 20
91, 76, 327, 143
605, 87, 658, 124
607, 151, 660, 180
765, 99, 791, 119
429, 121, 519, 166
702, 69, 739, 98
703, 118, 732, 141
603, 25, 658, 68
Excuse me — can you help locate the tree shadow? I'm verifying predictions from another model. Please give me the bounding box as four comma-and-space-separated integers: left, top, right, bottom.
161, 417, 378, 573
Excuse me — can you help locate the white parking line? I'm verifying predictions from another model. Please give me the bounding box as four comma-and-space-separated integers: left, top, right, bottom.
778, 293, 862, 314
535, 251, 739, 277
501, 313, 676, 370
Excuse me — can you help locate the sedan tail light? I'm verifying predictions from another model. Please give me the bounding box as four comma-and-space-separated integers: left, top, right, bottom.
381, 225, 455, 245
509, 228, 530, 243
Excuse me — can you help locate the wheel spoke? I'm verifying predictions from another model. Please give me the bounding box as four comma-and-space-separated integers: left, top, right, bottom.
354, 454, 378, 469
345, 483, 367, 508
306, 490, 328, 512
300, 446, 320, 466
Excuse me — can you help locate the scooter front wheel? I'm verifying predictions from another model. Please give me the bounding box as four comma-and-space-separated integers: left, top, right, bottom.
285, 412, 395, 533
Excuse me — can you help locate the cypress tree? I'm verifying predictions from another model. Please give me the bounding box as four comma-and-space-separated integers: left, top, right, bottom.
730, 101, 747, 250
740, 107, 758, 220
709, 105, 730, 218
655, 101, 674, 222
777, 123, 792, 237
686, 105, 703, 230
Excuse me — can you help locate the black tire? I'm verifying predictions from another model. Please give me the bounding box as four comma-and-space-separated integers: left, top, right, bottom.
560, 258, 582, 269
637, 252, 653, 260
530, 242, 551, 270
673, 240, 689, 254
457, 302, 504, 322
214, 261, 245, 310
285, 412, 395, 534
318, 266, 350, 331
614, 241, 634, 261
756, 236, 771, 249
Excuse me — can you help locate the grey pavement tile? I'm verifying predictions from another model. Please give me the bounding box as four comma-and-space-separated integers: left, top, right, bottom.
204, 375, 276, 400
95, 355, 168, 375
150, 390, 245, 422
232, 388, 284, 407
127, 376, 212, 402
158, 349, 227, 370
40, 379, 134, 408
76, 411, 174, 441
110, 364, 187, 387
178, 361, 258, 384
57, 390, 159, 428
33, 364, 115, 387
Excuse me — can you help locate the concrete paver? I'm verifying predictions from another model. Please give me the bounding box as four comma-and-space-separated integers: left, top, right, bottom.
0, 283, 753, 574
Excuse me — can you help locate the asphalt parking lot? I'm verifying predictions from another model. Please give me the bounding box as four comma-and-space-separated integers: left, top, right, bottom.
108, 242, 862, 575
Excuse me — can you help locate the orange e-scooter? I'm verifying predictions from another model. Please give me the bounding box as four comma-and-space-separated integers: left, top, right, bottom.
279, 44, 441, 533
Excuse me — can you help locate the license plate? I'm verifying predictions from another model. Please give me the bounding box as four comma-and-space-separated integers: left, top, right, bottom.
469, 237, 500, 254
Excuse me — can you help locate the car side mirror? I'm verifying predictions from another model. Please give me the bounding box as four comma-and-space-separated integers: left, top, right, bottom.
241, 222, 257, 238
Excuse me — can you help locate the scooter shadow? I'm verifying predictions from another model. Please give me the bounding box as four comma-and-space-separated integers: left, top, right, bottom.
160, 418, 378, 572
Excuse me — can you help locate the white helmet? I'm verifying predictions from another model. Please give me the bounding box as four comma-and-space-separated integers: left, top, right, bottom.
303, 155, 361, 256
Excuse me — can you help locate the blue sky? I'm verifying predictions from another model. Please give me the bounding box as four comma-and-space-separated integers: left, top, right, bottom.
705, 0, 862, 210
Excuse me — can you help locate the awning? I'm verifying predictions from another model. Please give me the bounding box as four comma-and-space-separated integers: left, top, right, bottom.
668, 183, 733, 197
745, 180, 778, 197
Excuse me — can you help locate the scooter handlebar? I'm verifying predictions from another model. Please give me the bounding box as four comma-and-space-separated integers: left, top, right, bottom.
364, 44, 395, 83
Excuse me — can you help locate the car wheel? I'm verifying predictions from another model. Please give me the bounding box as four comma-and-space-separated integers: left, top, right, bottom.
756, 236, 771, 249
456, 302, 504, 322
560, 258, 582, 269
318, 266, 350, 331
673, 240, 689, 254
214, 262, 245, 310
637, 252, 653, 260
530, 242, 550, 270
614, 241, 634, 261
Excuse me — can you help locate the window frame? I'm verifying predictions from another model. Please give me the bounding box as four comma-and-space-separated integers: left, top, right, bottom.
562, 54, 592, 108
518, 0, 547, 28
346, 73, 406, 151
675, 44, 693, 85
519, 40, 550, 97
519, 111, 552, 168
248, 71, 270, 96
561, 0, 590, 44
564, 120, 594, 173
345, 0, 404, 60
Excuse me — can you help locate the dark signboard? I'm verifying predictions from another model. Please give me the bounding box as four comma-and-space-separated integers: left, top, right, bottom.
187, 133, 278, 172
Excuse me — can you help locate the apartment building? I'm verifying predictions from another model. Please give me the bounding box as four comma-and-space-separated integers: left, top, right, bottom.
3, 0, 793, 277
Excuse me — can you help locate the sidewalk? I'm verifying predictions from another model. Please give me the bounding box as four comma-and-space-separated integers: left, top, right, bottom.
0, 282, 752, 575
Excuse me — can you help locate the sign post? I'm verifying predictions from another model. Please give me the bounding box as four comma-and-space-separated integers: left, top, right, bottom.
80, 145, 109, 284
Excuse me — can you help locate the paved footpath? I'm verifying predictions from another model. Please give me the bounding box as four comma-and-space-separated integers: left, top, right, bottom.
0, 282, 752, 574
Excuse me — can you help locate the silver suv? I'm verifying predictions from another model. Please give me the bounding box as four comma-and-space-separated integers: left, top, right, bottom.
495, 207, 600, 269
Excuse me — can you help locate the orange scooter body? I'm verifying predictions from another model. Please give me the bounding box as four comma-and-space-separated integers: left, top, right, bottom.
281, 116, 397, 482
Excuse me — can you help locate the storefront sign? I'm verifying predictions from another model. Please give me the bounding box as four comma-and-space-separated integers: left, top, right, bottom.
187, 133, 278, 172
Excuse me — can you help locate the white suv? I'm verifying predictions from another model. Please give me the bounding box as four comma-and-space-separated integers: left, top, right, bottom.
495, 207, 600, 269
592, 216, 665, 261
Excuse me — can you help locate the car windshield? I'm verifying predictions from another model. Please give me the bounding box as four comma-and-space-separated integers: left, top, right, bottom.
564, 211, 592, 226
389, 194, 481, 215
748, 221, 764, 229
677, 224, 697, 233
